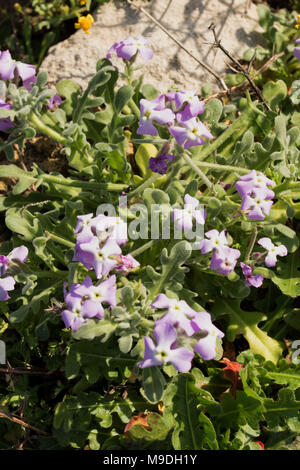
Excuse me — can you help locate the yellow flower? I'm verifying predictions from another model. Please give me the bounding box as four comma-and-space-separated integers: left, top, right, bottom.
74, 14, 94, 34
296, 14, 300, 29
80, 0, 88, 4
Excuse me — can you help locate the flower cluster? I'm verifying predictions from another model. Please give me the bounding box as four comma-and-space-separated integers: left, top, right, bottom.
0, 246, 28, 300
294, 38, 300, 60
107, 36, 153, 62
199, 229, 241, 276
63, 212, 139, 331
62, 275, 116, 331
138, 91, 212, 151
235, 170, 275, 221
139, 294, 224, 372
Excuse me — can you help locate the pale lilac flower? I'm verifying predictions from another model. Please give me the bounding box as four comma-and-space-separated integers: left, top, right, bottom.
293, 38, 300, 61
107, 36, 153, 61
169, 117, 212, 149
62, 294, 87, 332
137, 97, 175, 136
95, 215, 128, 246
174, 90, 205, 120
48, 93, 62, 109
62, 276, 116, 331
210, 246, 241, 275
173, 194, 206, 231
79, 237, 121, 278
139, 322, 194, 372
0, 50, 36, 87
257, 238, 288, 267
115, 254, 140, 274
0, 276, 16, 301
199, 229, 228, 254
152, 293, 199, 336
74, 275, 116, 319
191, 311, 224, 360
0, 100, 14, 132
241, 188, 273, 220
235, 170, 275, 199
148, 153, 176, 174
0, 246, 28, 275
240, 262, 264, 288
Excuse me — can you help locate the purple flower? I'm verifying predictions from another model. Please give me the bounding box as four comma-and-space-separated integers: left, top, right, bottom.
199, 229, 228, 254
0, 246, 28, 275
62, 293, 87, 332
241, 188, 273, 220
107, 36, 153, 61
78, 237, 121, 279
174, 90, 205, 120
48, 93, 62, 109
0, 276, 16, 301
210, 246, 241, 275
0, 100, 14, 132
115, 254, 140, 274
169, 117, 212, 149
173, 194, 206, 231
191, 311, 224, 360
148, 153, 176, 174
240, 262, 264, 288
95, 215, 128, 246
139, 322, 194, 372
137, 97, 175, 136
152, 293, 199, 336
293, 38, 300, 61
62, 275, 117, 331
235, 170, 275, 199
257, 238, 288, 267
0, 50, 36, 87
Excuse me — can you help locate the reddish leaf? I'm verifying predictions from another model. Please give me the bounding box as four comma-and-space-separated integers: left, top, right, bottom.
220, 358, 244, 398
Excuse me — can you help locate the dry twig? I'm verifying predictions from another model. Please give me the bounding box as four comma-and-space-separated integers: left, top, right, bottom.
203, 51, 285, 103
208, 23, 272, 111
0, 410, 48, 435
126, 0, 228, 90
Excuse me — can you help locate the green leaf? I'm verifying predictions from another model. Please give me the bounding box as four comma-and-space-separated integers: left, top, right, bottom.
171, 375, 218, 450
213, 299, 283, 363
134, 143, 157, 178
264, 389, 300, 429
113, 86, 133, 114
72, 319, 117, 342
141, 367, 166, 404
262, 80, 287, 110
0, 164, 37, 195
270, 253, 300, 298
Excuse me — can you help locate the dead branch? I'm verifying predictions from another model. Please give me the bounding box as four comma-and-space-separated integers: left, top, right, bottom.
126, 0, 228, 90
208, 23, 272, 111
203, 51, 285, 103
0, 410, 48, 435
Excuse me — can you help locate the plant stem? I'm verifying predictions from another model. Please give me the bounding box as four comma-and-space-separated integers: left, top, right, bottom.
41, 174, 128, 192
245, 226, 258, 263
28, 111, 66, 144
183, 152, 214, 191
196, 107, 256, 162
128, 98, 140, 119
45, 231, 75, 248
196, 161, 249, 174
126, 173, 160, 199
128, 239, 157, 258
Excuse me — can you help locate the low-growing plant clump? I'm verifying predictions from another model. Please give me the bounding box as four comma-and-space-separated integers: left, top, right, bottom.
0, 3, 299, 450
